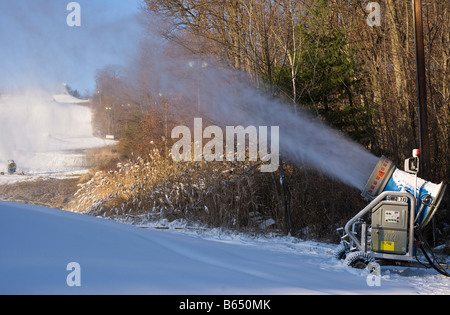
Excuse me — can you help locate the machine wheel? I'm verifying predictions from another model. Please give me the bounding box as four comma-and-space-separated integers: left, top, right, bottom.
344, 251, 375, 269
334, 245, 347, 260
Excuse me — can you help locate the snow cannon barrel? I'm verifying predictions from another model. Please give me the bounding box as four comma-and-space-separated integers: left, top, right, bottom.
362, 156, 447, 229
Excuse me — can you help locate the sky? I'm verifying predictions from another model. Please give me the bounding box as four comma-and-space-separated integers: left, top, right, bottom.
0, 0, 143, 95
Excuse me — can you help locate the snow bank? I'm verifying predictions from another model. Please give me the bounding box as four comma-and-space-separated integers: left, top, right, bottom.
1, 201, 448, 295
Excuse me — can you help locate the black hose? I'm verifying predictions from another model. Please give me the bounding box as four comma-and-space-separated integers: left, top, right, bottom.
415, 229, 450, 277
419, 244, 450, 277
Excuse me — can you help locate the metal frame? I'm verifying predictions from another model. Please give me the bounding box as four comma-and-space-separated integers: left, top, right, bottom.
344, 191, 416, 263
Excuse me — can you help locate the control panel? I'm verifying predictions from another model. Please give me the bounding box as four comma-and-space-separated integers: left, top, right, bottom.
371, 200, 409, 255
384, 211, 400, 223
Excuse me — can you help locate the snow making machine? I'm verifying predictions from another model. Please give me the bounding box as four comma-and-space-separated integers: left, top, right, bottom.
336, 150, 449, 276
7, 160, 17, 175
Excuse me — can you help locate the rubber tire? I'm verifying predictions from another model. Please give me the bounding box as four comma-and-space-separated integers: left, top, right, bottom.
334, 245, 347, 260
344, 251, 375, 269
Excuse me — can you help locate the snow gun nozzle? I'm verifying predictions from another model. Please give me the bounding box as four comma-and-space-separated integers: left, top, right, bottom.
361, 155, 446, 229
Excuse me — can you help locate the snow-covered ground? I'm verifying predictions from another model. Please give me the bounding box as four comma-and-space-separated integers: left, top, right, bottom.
0, 201, 448, 295
0, 91, 115, 184
0, 90, 448, 295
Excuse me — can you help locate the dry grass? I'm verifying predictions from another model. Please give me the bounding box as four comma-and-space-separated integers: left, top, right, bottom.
84, 144, 123, 172
0, 177, 80, 210
71, 143, 367, 241
72, 147, 275, 231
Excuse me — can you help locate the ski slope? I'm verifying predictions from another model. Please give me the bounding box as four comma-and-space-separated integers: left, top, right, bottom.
0, 201, 448, 295
0, 91, 115, 183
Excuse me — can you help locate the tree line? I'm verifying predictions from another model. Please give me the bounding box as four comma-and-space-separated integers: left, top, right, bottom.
86, 0, 449, 238
142, 0, 449, 183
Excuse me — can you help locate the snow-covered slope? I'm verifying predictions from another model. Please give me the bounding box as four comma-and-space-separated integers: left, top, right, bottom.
0, 92, 114, 179
0, 201, 448, 295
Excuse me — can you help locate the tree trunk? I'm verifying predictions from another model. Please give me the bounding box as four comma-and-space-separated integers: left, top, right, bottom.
386, 0, 408, 110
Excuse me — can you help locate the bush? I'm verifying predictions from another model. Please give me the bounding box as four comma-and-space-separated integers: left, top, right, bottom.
73, 148, 277, 230
73, 143, 367, 241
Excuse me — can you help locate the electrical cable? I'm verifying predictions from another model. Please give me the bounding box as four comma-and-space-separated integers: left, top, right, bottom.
420, 243, 450, 277
415, 229, 450, 277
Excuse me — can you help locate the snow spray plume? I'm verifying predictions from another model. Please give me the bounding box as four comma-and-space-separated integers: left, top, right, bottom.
127, 12, 379, 191
0, 92, 105, 173
0, 1, 140, 172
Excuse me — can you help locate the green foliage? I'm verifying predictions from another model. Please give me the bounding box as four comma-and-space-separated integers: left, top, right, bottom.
271, 0, 375, 145
119, 114, 143, 159
297, 29, 356, 104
